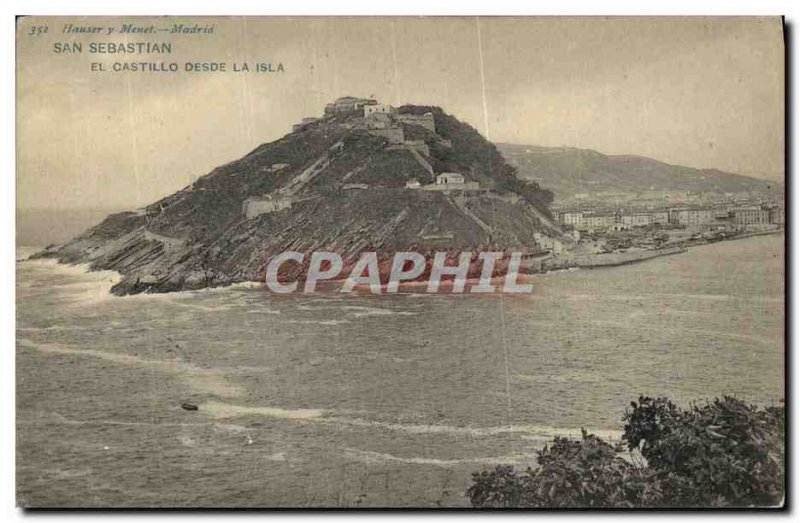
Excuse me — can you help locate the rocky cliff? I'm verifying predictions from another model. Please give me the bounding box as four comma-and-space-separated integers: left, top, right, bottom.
35, 100, 566, 295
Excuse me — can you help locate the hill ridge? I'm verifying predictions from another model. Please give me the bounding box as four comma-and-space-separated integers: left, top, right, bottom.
496, 143, 782, 200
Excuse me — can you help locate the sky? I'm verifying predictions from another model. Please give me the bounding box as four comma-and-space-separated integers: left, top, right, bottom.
17, 16, 784, 210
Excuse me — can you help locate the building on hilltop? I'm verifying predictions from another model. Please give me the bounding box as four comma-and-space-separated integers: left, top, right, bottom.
365, 112, 392, 130
396, 112, 436, 133
324, 96, 376, 115
242, 194, 293, 219
418, 172, 481, 192
364, 103, 393, 118
436, 172, 465, 185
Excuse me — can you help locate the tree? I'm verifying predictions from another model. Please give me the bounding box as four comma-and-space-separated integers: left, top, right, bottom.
623, 396, 784, 507
467, 396, 784, 508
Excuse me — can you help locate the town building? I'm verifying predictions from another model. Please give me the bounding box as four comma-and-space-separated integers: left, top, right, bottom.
732, 208, 771, 226
561, 211, 585, 228
651, 211, 669, 225
533, 233, 564, 255
620, 213, 654, 228
583, 213, 616, 230
761, 204, 785, 225
668, 207, 714, 226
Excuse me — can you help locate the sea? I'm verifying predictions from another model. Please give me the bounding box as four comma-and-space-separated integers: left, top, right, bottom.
16, 234, 785, 507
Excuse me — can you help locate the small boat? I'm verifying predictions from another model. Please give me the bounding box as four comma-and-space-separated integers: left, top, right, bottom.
181, 402, 199, 411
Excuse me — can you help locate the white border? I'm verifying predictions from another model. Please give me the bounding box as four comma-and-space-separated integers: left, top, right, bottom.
4, 1, 795, 521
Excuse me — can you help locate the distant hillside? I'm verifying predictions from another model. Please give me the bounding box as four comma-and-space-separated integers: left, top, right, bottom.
497, 144, 782, 201
34, 100, 564, 295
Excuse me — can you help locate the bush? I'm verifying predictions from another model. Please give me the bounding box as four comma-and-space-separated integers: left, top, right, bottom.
623, 396, 784, 507
468, 430, 651, 508
467, 396, 784, 508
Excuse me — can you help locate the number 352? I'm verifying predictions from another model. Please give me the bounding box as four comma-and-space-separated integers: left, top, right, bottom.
27, 25, 48, 36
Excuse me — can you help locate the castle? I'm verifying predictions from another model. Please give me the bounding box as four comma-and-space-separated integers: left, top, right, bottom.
240, 97, 482, 221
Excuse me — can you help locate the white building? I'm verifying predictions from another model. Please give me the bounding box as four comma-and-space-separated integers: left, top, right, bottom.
405, 179, 422, 189
364, 104, 393, 118
560, 211, 584, 228
436, 172, 465, 185
621, 213, 653, 227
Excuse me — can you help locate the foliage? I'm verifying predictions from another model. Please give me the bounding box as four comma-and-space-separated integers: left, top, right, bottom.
468, 430, 650, 508
467, 396, 784, 508
623, 396, 785, 507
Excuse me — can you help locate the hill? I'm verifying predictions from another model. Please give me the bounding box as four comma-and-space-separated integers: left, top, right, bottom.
497, 143, 782, 201
34, 99, 565, 295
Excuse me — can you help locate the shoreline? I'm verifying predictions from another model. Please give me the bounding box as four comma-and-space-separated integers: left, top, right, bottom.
19, 228, 783, 295
548, 228, 783, 272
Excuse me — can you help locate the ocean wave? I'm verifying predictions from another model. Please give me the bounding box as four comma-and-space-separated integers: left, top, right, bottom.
324, 415, 621, 440
244, 309, 282, 315
342, 447, 537, 467
17, 325, 86, 333
17, 412, 245, 432
603, 292, 784, 304
18, 338, 244, 398
17, 258, 122, 305
342, 306, 418, 318
178, 397, 621, 441
285, 319, 350, 326
201, 401, 325, 420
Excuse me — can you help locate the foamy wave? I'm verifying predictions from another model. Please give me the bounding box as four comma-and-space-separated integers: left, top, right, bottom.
167, 300, 236, 313
324, 415, 621, 440
294, 304, 419, 318
181, 396, 621, 441
227, 281, 264, 290
342, 447, 536, 467
604, 292, 784, 304
18, 258, 122, 306
285, 319, 350, 326
18, 338, 243, 398
545, 267, 581, 274
201, 401, 325, 420
342, 306, 418, 318
17, 325, 86, 333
